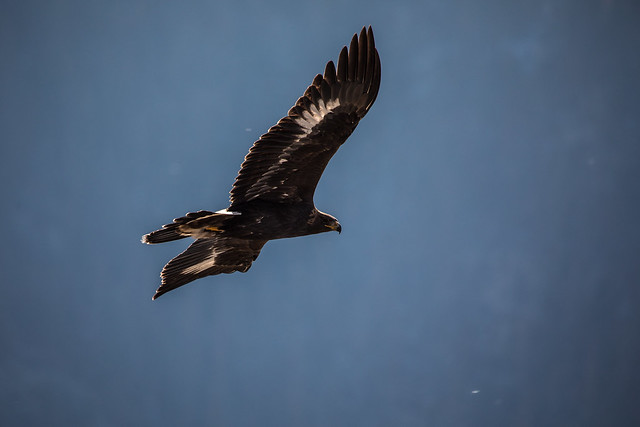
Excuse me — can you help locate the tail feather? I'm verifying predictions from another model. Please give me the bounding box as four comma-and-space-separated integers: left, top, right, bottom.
142, 209, 236, 244
142, 210, 215, 244
142, 224, 185, 244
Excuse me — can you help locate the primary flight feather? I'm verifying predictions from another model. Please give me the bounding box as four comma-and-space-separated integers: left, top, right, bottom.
142, 27, 381, 299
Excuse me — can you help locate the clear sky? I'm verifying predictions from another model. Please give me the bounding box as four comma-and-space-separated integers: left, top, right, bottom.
2, 1, 640, 425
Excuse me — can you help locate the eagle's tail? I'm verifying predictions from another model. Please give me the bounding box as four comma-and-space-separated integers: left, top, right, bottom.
142, 210, 216, 244
142, 224, 185, 244
141, 210, 237, 244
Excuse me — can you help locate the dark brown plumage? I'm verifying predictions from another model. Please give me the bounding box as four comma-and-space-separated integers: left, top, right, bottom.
142, 27, 381, 299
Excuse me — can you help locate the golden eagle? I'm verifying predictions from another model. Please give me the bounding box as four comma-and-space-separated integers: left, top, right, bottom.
142, 27, 381, 299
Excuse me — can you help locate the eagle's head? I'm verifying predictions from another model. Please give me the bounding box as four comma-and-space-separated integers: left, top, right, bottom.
310, 210, 341, 234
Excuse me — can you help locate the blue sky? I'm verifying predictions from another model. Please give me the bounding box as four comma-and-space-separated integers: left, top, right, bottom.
2, 1, 640, 425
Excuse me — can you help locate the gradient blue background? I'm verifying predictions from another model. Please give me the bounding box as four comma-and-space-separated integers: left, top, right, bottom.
2, 1, 640, 425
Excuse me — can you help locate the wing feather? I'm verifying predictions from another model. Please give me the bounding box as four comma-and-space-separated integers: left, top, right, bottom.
324, 61, 337, 85
348, 34, 358, 81
337, 46, 348, 82
229, 26, 381, 206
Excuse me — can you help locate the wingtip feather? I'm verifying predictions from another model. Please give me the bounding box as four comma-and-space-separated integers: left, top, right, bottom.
348, 33, 358, 81
336, 47, 348, 82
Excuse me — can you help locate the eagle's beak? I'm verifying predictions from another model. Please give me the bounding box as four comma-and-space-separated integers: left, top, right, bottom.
325, 222, 341, 234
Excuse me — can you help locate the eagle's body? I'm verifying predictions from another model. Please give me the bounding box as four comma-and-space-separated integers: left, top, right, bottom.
143, 27, 381, 299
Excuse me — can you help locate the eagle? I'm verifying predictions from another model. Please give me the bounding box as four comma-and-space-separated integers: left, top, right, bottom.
142, 27, 381, 300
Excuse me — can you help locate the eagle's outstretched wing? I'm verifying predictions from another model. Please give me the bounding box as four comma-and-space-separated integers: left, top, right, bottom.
153, 236, 266, 300
229, 26, 381, 207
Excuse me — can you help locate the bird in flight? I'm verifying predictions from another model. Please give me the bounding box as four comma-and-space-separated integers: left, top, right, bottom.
142, 27, 381, 299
